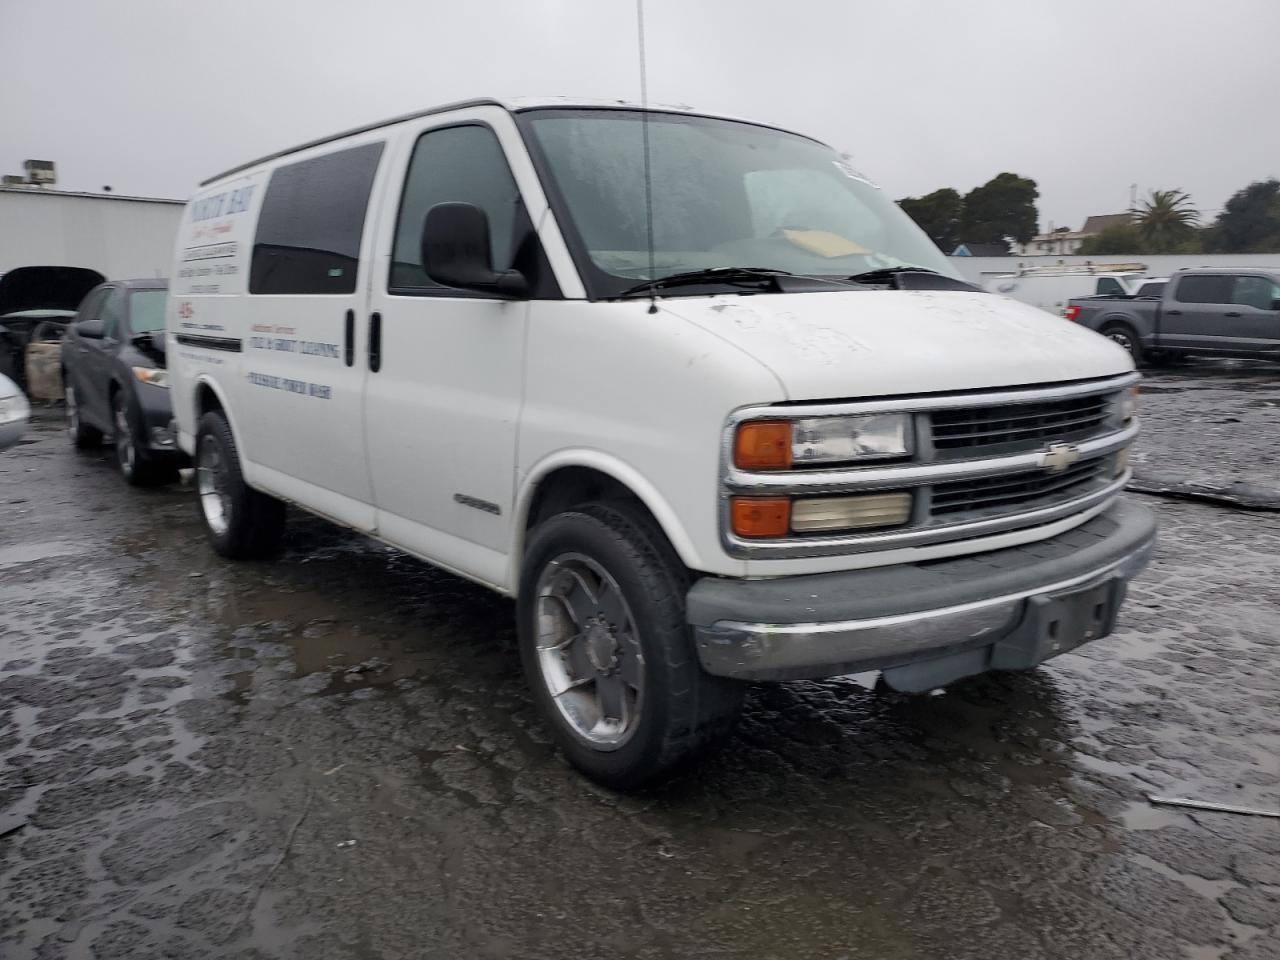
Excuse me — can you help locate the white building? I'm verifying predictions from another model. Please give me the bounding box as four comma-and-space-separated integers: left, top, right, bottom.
1013, 213, 1132, 257
0, 186, 184, 280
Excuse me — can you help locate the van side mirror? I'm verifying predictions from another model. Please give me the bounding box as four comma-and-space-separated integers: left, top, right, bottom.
76, 318, 105, 339
1272, 298, 1280, 313
421, 202, 528, 299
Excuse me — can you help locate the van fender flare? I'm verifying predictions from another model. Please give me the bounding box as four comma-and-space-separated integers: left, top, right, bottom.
509, 449, 703, 585
189, 374, 244, 455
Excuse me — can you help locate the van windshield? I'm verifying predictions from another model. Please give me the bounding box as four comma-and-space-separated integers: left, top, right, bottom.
519, 108, 958, 299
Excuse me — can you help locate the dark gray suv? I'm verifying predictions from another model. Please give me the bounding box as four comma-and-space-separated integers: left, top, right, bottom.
61, 279, 186, 484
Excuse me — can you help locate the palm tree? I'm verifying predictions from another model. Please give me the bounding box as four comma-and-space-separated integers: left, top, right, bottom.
1131, 189, 1200, 252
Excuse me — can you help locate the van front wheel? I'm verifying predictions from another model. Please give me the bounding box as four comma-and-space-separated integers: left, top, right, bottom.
517, 504, 744, 789
195, 411, 285, 559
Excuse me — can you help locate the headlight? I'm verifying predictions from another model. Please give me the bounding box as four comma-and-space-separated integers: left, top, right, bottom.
0, 393, 31, 425
791, 414, 913, 464
133, 367, 169, 388
734, 413, 913, 470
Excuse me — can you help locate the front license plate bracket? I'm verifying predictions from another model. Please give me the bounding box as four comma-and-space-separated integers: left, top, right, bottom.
990, 576, 1124, 671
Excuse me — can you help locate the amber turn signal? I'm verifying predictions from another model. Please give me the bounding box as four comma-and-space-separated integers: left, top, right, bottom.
730, 497, 791, 538
734, 420, 792, 470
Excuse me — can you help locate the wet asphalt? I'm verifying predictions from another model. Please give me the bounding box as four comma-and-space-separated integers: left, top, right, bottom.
1, 361, 1278, 960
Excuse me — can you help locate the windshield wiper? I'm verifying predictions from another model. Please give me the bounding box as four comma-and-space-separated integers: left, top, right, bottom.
845, 266, 941, 285
844, 266, 980, 293
616, 267, 797, 299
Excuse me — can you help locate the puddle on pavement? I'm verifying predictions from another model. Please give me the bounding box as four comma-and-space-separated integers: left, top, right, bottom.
0, 540, 86, 567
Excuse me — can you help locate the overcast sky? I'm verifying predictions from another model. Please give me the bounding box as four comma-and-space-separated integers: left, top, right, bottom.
3, 0, 1278, 234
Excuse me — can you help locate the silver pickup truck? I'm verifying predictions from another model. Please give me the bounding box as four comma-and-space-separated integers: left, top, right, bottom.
1066, 267, 1280, 365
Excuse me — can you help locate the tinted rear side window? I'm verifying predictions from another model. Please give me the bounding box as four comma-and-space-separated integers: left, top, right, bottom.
1174, 275, 1232, 304
250, 142, 384, 295
1136, 282, 1165, 298
1230, 275, 1280, 310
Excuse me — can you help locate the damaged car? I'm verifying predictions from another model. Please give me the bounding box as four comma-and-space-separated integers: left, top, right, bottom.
0, 266, 105, 399
62, 278, 185, 484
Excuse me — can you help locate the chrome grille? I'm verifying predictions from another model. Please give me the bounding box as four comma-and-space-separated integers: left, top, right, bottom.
931, 458, 1107, 518
722, 372, 1139, 559
931, 393, 1110, 455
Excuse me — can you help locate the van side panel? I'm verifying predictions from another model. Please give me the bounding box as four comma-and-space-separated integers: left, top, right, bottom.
169, 175, 263, 454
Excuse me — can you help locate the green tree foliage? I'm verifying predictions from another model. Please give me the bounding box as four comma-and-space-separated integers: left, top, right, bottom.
1208, 179, 1280, 253
960, 173, 1040, 245
897, 188, 964, 251
1131, 189, 1200, 253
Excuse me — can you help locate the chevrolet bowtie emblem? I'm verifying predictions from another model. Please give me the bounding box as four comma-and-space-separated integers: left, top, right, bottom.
1040, 442, 1081, 474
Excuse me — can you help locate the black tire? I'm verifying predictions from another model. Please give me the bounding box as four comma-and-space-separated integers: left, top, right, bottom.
1100, 322, 1143, 365
517, 503, 744, 790
65, 380, 103, 449
194, 410, 286, 559
112, 392, 175, 487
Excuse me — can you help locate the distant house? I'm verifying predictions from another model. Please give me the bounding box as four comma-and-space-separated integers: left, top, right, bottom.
1013, 213, 1133, 257
950, 242, 1011, 257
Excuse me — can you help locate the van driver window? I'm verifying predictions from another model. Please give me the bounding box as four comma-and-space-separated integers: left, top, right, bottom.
389, 125, 522, 293
249, 142, 384, 295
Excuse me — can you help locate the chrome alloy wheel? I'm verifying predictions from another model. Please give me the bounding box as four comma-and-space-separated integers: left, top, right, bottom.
114, 402, 136, 477
534, 553, 645, 749
196, 434, 232, 537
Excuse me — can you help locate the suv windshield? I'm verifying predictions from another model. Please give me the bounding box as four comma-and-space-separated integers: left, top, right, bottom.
519, 109, 958, 298
129, 289, 168, 333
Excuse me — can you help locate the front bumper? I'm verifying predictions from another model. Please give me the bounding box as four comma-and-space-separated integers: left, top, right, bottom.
688, 500, 1156, 689
133, 383, 181, 455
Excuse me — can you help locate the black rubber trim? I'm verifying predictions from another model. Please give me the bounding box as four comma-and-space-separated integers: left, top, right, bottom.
174, 333, 242, 353
686, 499, 1156, 628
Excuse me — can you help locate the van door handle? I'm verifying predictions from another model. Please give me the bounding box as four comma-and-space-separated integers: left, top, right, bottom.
368, 312, 382, 373
1165, 310, 1182, 316
1224, 311, 1242, 318
344, 309, 355, 366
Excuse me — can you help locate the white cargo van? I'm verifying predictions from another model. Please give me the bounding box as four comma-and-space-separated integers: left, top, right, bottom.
168, 99, 1155, 787
982, 265, 1147, 316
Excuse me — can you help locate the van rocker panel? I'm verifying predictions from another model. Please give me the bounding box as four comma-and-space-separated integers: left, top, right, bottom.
688, 500, 1155, 683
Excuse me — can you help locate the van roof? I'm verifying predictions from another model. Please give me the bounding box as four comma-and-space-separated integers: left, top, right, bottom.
199, 97, 814, 188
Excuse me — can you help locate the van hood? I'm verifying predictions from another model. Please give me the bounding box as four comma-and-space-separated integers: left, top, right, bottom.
0, 266, 104, 317
665, 289, 1132, 401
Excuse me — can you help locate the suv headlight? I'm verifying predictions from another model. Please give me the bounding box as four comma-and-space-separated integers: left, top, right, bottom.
734, 414, 913, 470
133, 367, 169, 388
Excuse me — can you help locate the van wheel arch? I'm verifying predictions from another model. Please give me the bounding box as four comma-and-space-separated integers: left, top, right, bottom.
196, 381, 225, 419
521, 466, 681, 571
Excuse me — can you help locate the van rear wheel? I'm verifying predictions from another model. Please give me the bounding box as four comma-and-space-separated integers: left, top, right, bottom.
517, 503, 744, 790
195, 411, 285, 559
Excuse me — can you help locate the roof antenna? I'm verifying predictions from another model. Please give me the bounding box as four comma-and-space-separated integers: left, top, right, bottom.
636, 0, 658, 314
